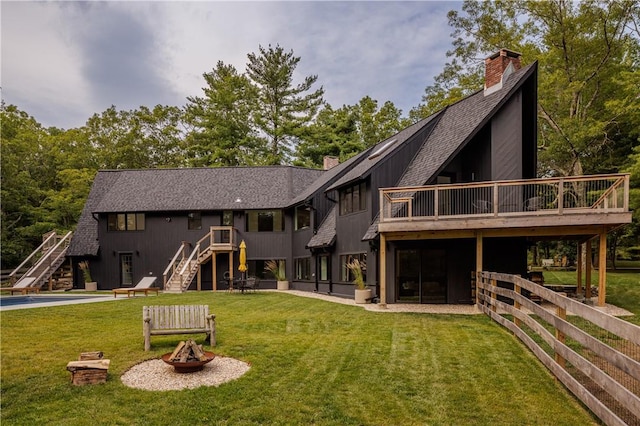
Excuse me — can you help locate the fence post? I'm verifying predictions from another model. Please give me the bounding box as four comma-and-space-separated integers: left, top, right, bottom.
490, 277, 498, 313
514, 278, 522, 328
555, 306, 566, 369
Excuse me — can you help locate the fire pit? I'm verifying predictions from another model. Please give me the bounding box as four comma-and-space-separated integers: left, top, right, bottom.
162, 339, 215, 373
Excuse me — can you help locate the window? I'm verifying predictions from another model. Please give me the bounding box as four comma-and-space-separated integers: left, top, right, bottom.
188, 212, 202, 230
294, 206, 311, 230
339, 182, 366, 215
319, 255, 329, 281
340, 253, 367, 283
108, 213, 145, 231
246, 210, 284, 232
222, 210, 233, 226
248, 259, 286, 280
247, 260, 267, 279
294, 257, 311, 280
221, 210, 233, 243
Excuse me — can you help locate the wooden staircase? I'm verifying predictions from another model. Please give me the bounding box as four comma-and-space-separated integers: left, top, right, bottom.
10, 231, 73, 291
163, 226, 238, 293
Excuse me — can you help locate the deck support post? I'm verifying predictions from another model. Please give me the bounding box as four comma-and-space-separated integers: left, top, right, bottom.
598, 231, 607, 307
379, 233, 387, 308
228, 252, 233, 283
212, 252, 217, 291
475, 232, 483, 305
197, 265, 201, 291
576, 243, 583, 296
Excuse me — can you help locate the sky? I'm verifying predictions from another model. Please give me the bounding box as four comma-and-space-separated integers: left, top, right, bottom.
1, 1, 462, 130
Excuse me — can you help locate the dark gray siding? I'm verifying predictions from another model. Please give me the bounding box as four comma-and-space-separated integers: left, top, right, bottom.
492, 92, 522, 180
459, 126, 492, 183
94, 211, 222, 289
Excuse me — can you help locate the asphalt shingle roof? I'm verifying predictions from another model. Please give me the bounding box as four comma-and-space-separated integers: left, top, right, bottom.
289, 149, 372, 207
92, 166, 324, 213
326, 113, 440, 192
396, 62, 537, 188
67, 171, 120, 256
307, 204, 337, 248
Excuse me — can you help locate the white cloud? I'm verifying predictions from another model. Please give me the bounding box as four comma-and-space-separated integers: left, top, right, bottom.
1, 1, 460, 129
1, 2, 92, 127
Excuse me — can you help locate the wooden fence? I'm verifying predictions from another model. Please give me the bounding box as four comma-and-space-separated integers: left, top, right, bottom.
477, 271, 640, 426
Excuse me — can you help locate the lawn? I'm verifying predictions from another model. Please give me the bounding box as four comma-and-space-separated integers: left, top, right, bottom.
1, 292, 597, 425
543, 270, 640, 324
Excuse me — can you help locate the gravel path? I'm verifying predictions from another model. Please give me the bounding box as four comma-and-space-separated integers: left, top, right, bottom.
121, 356, 250, 391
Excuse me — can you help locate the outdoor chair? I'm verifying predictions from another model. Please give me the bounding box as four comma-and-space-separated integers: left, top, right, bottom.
112, 276, 158, 298
472, 200, 492, 214
243, 277, 260, 293
5, 277, 39, 295
524, 196, 542, 211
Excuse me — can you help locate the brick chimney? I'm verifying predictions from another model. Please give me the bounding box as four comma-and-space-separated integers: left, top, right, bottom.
323, 156, 339, 170
485, 49, 522, 93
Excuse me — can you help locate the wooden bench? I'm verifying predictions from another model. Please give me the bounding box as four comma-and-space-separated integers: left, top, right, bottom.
143, 305, 216, 351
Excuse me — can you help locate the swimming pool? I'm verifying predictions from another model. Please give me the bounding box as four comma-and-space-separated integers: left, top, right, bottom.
0, 294, 115, 310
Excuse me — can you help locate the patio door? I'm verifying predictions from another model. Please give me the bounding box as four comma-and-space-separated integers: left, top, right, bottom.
120, 253, 133, 286
396, 249, 447, 304
421, 249, 447, 303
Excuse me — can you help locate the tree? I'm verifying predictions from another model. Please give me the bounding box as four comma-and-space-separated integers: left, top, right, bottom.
1, 104, 51, 267
185, 61, 259, 167
85, 105, 186, 170
354, 96, 404, 148
246, 44, 324, 165
295, 104, 361, 168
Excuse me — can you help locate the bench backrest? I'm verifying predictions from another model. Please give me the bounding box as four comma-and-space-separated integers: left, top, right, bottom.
143, 305, 209, 330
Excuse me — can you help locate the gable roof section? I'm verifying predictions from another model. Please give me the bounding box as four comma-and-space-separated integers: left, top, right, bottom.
307, 204, 337, 249
326, 112, 442, 192
288, 148, 372, 207
67, 171, 121, 256
92, 166, 325, 213
396, 62, 537, 188
362, 62, 537, 242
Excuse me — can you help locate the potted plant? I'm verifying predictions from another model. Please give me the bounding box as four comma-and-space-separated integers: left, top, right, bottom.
79, 260, 97, 291
265, 259, 288, 290
347, 258, 371, 304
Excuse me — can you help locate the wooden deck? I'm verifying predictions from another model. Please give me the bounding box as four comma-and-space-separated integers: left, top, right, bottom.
378, 174, 631, 238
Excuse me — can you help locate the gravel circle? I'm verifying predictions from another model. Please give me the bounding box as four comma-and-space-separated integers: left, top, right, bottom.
121, 356, 250, 391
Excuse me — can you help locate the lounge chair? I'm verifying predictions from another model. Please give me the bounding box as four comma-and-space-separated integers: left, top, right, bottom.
5, 277, 39, 295
112, 277, 158, 298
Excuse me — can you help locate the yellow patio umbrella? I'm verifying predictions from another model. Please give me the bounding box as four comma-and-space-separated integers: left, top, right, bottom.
238, 240, 248, 275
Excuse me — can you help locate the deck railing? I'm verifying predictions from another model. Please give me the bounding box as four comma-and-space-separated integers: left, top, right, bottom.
380, 174, 630, 222
477, 271, 640, 426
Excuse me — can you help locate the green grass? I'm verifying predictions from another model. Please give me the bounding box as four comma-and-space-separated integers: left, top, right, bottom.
1, 292, 597, 425
543, 270, 640, 324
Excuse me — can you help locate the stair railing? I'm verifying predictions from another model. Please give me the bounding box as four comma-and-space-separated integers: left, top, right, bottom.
22, 231, 72, 288
177, 246, 200, 291
9, 232, 59, 284
163, 242, 190, 289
